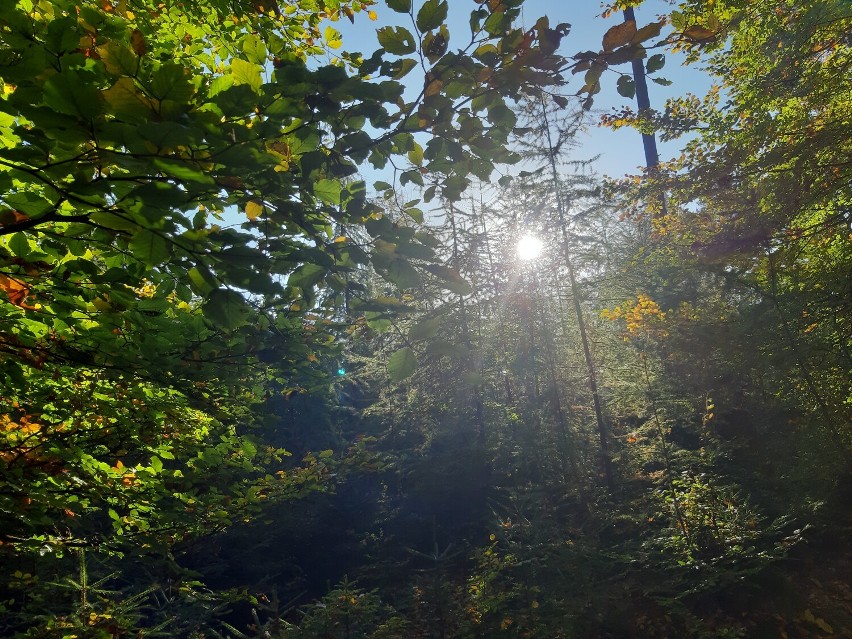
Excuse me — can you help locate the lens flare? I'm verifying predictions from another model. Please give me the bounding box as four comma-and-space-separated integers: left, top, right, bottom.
517, 234, 544, 261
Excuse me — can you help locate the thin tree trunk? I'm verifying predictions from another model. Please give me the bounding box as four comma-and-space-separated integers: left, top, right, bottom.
539, 93, 615, 490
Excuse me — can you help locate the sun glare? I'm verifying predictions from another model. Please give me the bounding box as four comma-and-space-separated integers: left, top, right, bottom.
517, 234, 544, 261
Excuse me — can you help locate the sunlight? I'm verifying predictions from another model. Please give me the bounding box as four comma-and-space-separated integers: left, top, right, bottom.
517, 234, 544, 261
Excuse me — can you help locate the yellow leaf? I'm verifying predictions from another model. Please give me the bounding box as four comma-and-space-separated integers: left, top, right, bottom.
814, 618, 833, 633
368, 10, 377, 20
245, 200, 264, 221
334, 236, 347, 243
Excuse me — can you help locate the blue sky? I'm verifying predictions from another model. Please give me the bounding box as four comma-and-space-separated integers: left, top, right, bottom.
335, 0, 712, 180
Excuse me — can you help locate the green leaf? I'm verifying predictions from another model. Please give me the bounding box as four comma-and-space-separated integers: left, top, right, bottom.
404, 207, 424, 224
129, 230, 171, 267
241, 439, 258, 459
90, 212, 140, 232
651, 77, 673, 86
377, 27, 417, 55
150, 456, 163, 473
416, 0, 448, 33
4, 192, 54, 218
241, 34, 268, 65
98, 41, 141, 76
386, 258, 423, 289
203, 289, 250, 330
408, 316, 441, 341
153, 158, 216, 186
408, 141, 424, 166
400, 169, 424, 187
424, 264, 472, 295
647, 54, 666, 73
426, 339, 467, 358
102, 77, 152, 121
150, 62, 195, 101
365, 311, 392, 333
387, 346, 417, 381
617, 75, 636, 99
188, 266, 217, 295
230, 59, 263, 92
8, 233, 30, 258
391, 58, 417, 79
386, 0, 411, 12
43, 71, 103, 119
314, 178, 342, 205
288, 262, 325, 289
483, 11, 509, 35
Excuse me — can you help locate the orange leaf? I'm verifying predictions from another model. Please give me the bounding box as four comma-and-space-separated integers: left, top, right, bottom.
424, 77, 444, 97
683, 25, 717, 42
0, 273, 36, 309
603, 21, 637, 51
130, 29, 147, 56
0, 210, 29, 227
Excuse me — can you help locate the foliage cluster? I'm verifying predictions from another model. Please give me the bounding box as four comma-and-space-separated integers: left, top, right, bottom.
1, 1, 850, 638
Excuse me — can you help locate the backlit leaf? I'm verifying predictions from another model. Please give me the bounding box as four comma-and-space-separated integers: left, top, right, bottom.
416, 0, 448, 33
424, 264, 472, 295
408, 316, 441, 341
386, 0, 411, 13
245, 200, 264, 221
129, 230, 171, 267
386, 258, 423, 289
377, 26, 416, 55
314, 179, 342, 205
387, 346, 417, 381
204, 289, 250, 330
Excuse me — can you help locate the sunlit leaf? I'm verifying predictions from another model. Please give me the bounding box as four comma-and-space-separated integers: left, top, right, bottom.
602, 21, 637, 51
416, 0, 448, 33
377, 26, 416, 55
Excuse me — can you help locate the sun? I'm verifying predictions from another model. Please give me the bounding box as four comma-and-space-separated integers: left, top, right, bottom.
517, 234, 544, 261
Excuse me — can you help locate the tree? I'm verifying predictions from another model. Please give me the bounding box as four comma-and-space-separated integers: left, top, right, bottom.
0, 0, 569, 635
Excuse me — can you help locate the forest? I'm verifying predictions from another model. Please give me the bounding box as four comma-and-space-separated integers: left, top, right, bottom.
0, 0, 850, 637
